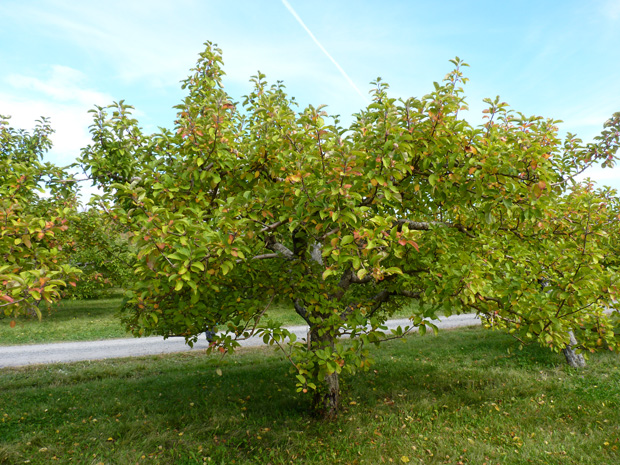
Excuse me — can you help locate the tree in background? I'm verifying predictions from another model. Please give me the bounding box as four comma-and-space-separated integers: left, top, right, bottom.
0, 116, 81, 322
61, 208, 135, 300
80, 43, 620, 417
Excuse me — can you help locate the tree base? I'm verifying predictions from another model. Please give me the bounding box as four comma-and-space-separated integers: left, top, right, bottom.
313, 371, 340, 419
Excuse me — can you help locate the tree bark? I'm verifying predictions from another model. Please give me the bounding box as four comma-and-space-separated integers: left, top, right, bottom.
562, 330, 586, 368
309, 327, 340, 419
313, 370, 340, 419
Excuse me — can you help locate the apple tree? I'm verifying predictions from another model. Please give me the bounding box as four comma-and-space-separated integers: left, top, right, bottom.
61, 207, 135, 300
80, 43, 620, 417
0, 115, 81, 322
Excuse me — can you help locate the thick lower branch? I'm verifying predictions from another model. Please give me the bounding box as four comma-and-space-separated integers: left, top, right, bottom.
294, 299, 310, 325
335, 268, 373, 299
265, 237, 295, 260
248, 253, 280, 261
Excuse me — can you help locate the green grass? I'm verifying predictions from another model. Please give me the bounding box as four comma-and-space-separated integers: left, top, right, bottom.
0, 298, 129, 345
0, 299, 307, 346
1, 327, 619, 464
0, 298, 420, 345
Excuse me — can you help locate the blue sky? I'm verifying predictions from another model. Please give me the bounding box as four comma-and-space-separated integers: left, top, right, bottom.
1, 0, 619, 192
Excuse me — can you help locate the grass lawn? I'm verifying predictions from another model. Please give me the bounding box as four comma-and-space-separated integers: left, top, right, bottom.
0, 298, 308, 346
1, 327, 619, 464
0, 298, 129, 345
0, 298, 420, 345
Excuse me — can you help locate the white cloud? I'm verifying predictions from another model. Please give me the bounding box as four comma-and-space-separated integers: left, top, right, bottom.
13, 0, 206, 87
576, 166, 620, 192
1, 0, 375, 100
6, 65, 111, 107
0, 95, 93, 165
1, 65, 114, 166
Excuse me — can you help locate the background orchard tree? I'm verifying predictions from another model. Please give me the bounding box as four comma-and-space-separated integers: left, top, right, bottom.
80, 43, 620, 417
0, 116, 81, 322
62, 208, 135, 300
473, 180, 620, 367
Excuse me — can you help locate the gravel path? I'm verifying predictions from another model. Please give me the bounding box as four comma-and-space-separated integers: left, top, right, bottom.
0, 313, 480, 368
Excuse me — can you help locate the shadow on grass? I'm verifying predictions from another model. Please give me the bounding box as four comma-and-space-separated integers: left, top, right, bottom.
2, 327, 620, 464
345, 327, 560, 407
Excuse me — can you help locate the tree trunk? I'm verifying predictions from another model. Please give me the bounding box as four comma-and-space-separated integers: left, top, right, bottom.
313, 370, 340, 419
562, 330, 586, 368
309, 326, 340, 419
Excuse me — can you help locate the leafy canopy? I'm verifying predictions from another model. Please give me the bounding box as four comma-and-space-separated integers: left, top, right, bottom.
80, 42, 620, 414
0, 116, 81, 321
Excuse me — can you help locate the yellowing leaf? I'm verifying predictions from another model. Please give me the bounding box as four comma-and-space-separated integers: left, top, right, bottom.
21, 235, 32, 248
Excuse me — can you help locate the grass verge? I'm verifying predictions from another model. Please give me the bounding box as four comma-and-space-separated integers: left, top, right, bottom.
0, 298, 128, 345
1, 327, 619, 464
0, 299, 308, 346
0, 299, 420, 345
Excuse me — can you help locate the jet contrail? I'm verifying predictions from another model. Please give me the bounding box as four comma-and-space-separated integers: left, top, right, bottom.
281, 0, 368, 103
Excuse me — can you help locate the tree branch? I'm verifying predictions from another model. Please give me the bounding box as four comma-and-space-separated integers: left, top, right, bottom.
366, 289, 392, 319
260, 220, 286, 233
248, 253, 280, 261
319, 227, 340, 241
294, 299, 310, 325
265, 236, 295, 260
336, 268, 373, 299
396, 219, 475, 238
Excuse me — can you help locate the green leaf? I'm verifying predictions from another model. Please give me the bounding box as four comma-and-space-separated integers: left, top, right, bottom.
191, 262, 205, 272
29, 290, 42, 300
